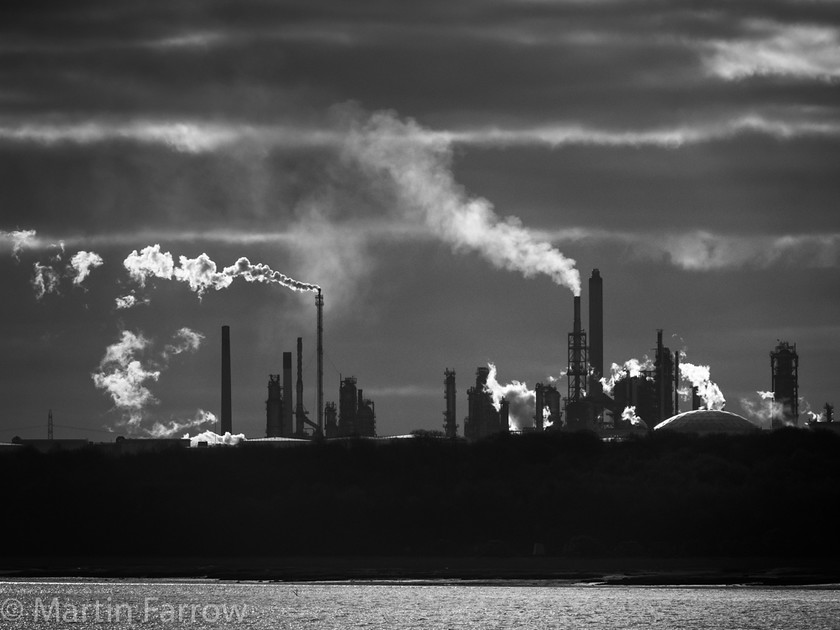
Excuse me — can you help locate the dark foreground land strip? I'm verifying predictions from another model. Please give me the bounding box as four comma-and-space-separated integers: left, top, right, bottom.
2, 556, 840, 586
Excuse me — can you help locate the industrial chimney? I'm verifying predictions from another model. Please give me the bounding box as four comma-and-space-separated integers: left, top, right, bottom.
221, 325, 232, 435
588, 269, 603, 395
282, 351, 293, 437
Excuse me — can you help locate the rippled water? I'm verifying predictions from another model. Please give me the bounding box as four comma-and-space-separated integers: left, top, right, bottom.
2, 579, 839, 629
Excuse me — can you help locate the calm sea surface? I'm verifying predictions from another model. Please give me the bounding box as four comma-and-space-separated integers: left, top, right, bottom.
1, 579, 839, 629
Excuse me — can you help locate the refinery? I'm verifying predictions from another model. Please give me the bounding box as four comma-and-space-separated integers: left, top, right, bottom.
6, 269, 838, 453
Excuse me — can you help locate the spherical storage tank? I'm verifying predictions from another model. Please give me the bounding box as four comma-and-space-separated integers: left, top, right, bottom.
653, 409, 759, 435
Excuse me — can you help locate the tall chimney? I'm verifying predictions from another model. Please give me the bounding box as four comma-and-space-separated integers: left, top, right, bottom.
282, 352, 293, 437
573, 295, 581, 336
295, 336, 305, 435
221, 325, 232, 435
674, 350, 680, 415
588, 269, 603, 395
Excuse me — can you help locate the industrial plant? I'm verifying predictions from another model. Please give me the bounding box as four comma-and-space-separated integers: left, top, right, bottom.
5, 269, 838, 452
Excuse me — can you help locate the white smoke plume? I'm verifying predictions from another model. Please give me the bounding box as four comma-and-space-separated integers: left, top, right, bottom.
148, 409, 217, 438
32, 261, 61, 299
115, 293, 150, 310
123, 246, 320, 302
123, 244, 175, 287
92, 327, 204, 431
739, 390, 784, 430
164, 327, 204, 357
92, 330, 160, 426
679, 362, 726, 411
485, 363, 536, 430
600, 357, 654, 396
1, 229, 37, 261
25, 239, 103, 299
621, 406, 647, 428
69, 250, 104, 285
340, 108, 581, 295
183, 430, 246, 447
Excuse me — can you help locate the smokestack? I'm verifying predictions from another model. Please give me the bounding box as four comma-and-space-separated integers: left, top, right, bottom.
295, 336, 305, 435
674, 350, 680, 415
692, 386, 702, 410
283, 352, 293, 437
221, 325, 232, 435
444, 369, 457, 438
588, 269, 603, 394
316, 290, 324, 437
573, 295, 581, 335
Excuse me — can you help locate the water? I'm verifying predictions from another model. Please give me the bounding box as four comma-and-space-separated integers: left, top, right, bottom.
1, 579, 839, 629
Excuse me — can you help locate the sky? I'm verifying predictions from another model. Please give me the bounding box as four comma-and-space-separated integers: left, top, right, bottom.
1, 0, 839, 440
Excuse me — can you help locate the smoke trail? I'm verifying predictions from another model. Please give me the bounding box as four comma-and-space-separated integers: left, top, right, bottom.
122, 245, 320, 301
148, 409, 217, 438
485, 363, 537, 430
340, 108, 581, 295
679, 362, 726, 410
91, 327, 204, 431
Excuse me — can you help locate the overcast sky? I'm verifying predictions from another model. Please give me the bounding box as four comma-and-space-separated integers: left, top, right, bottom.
2, 0, 839, 440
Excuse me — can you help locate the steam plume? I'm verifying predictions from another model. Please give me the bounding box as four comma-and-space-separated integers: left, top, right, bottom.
679, 362, 726, 410
69, 251, 104, 285
600, 357, 653, 396
1, 229, 37, 261
148, 409, 217, 438
621, 406, 647, 428
341, 109, 581, 295
739, 391, 783, 429
92, 327, 204, 431
183, 430, 246, 447
123, 245, 320, 301
485, 363, 536, 430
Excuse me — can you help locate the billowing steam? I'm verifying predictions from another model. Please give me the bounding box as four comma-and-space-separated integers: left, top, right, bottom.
92, 330, 160, 426
739, 390, 784, 429
183, 430, 246, 447
91, 327, 206, 434
70, 251, 104, 285
679, 362, 726, 410
484, 363, 536, 430
340, 109, 581, 295
600, 357, 654, 396
122, 245, 320, 302
621, 406, 647, 428
32, 261, 61, 299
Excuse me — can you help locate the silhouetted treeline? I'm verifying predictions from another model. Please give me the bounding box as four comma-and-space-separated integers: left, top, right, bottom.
3, 428, 840, 558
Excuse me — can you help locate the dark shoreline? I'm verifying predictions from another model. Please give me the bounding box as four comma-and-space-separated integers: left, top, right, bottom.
3, 556, 839, 586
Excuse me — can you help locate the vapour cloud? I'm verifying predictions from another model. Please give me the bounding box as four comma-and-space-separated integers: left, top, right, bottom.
485, 363, 536, 430
679, 362, 726, 411
739, 390, 784, 429
91, 327, 205, 433
704, 20, 840, 82
148, 409, 217, 438
1, 229, 37, 261
183, 430, 246, 447
621, 406, 647, 428
69, 250, 104, 284
340, 108, 582, 295
600, 357, 653, 396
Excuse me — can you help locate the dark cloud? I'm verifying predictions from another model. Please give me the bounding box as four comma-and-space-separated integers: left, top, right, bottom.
1, 0, 838, 438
